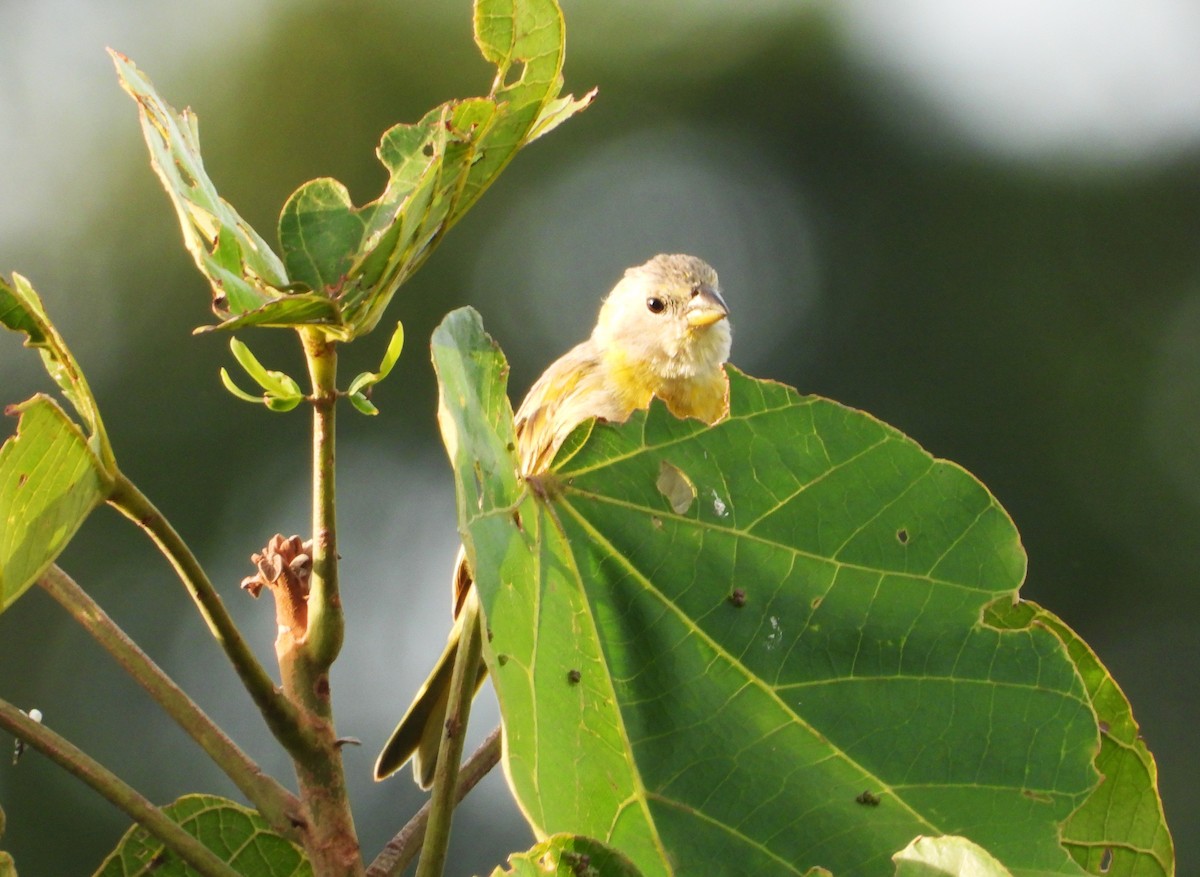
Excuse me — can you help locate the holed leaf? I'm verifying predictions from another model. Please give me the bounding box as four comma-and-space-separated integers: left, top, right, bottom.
0, 396, 110, 613
281, 0, 594, 338
95, 794, 311, 877
110, 51, 341, 335
985, 601, 1175, 876
429, 308, 1160, 877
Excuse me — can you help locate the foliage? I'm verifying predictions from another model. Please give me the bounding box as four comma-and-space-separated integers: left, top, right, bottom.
432, 308, 1174, 877
0, 0, 1173, 876
95, 796, 312, 877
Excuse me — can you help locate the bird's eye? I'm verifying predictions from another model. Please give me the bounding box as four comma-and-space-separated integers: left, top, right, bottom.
690, 286, 700, 298
646, 297, 666, 314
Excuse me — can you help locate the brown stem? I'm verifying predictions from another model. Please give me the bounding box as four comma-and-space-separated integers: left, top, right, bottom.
284, 327, 361, 875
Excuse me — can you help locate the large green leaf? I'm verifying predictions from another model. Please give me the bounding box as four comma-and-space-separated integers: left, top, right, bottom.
985, 601, 1175, 876
94, 794, 311, 877
280, 0, 595, 338
430, 308, 1158, 877
0, 396, 110, 614
1, 274, 115, 613
486, 834, 645, 877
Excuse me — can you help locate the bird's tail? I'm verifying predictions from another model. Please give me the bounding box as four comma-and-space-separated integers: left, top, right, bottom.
374, 549, 486, 788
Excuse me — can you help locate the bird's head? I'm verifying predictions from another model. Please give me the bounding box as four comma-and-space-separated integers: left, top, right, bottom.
592, 254, 731, 382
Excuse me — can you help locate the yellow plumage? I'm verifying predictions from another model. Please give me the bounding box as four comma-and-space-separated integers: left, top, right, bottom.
374, 254, 732, 786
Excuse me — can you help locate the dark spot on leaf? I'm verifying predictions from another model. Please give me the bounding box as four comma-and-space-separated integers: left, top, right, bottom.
497, 653, 509, 667
422, 141, 435, 157
486, 625, 493, 642
567, 669, 582, 685
1098, 719, 1111, 735
896, 528, 909, 544
1021, 789, 1053, 803
562, 851, 593, 876
855, 790, 880, 806
173, 158, 198, 191
1099, 847, 1113, 872
17, 473, 27, 487
729, 588, 746, 608
810, 595, 823, 610
512, 509, 523, 532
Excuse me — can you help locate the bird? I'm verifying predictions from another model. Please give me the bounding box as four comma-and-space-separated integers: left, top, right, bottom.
374, 253, 732, 787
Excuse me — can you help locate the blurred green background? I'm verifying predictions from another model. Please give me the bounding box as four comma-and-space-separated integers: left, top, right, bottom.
2, 0, 1197, 873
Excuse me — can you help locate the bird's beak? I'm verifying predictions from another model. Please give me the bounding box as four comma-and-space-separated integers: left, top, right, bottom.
686, 285, 729, 328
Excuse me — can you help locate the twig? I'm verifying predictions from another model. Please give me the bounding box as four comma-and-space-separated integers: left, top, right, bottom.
0, 698, 240, 877
37, 564, 304, 838
414, 595, 484, 877
106, 472, 321, 763
301, 326, 343, 670
366, 725, 503, 877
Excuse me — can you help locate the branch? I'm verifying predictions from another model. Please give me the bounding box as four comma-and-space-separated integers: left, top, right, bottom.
414, 594, 485, 877
300, 327, 343, 669
0, 699, 240, 877
272, 327, 362, 875
366, 725, 503, 877
106, 471, 321, 762
37, 564, 304, 838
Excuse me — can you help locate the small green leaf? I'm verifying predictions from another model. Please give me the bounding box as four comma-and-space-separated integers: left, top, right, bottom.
95, 794, 311, 877
486, 834, 644, 877
227, 338, 303, 398
279, 178, 369, 294
1, 274, 112, 468
219, 368, 264, 404
893, 836, 1013, 877
347, 321, 405, 398
346, 373, 375, 397
264, 395, 303, 413
1, 396, 111, 614
376, 320, 405, 379
348, 392, 378, 416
